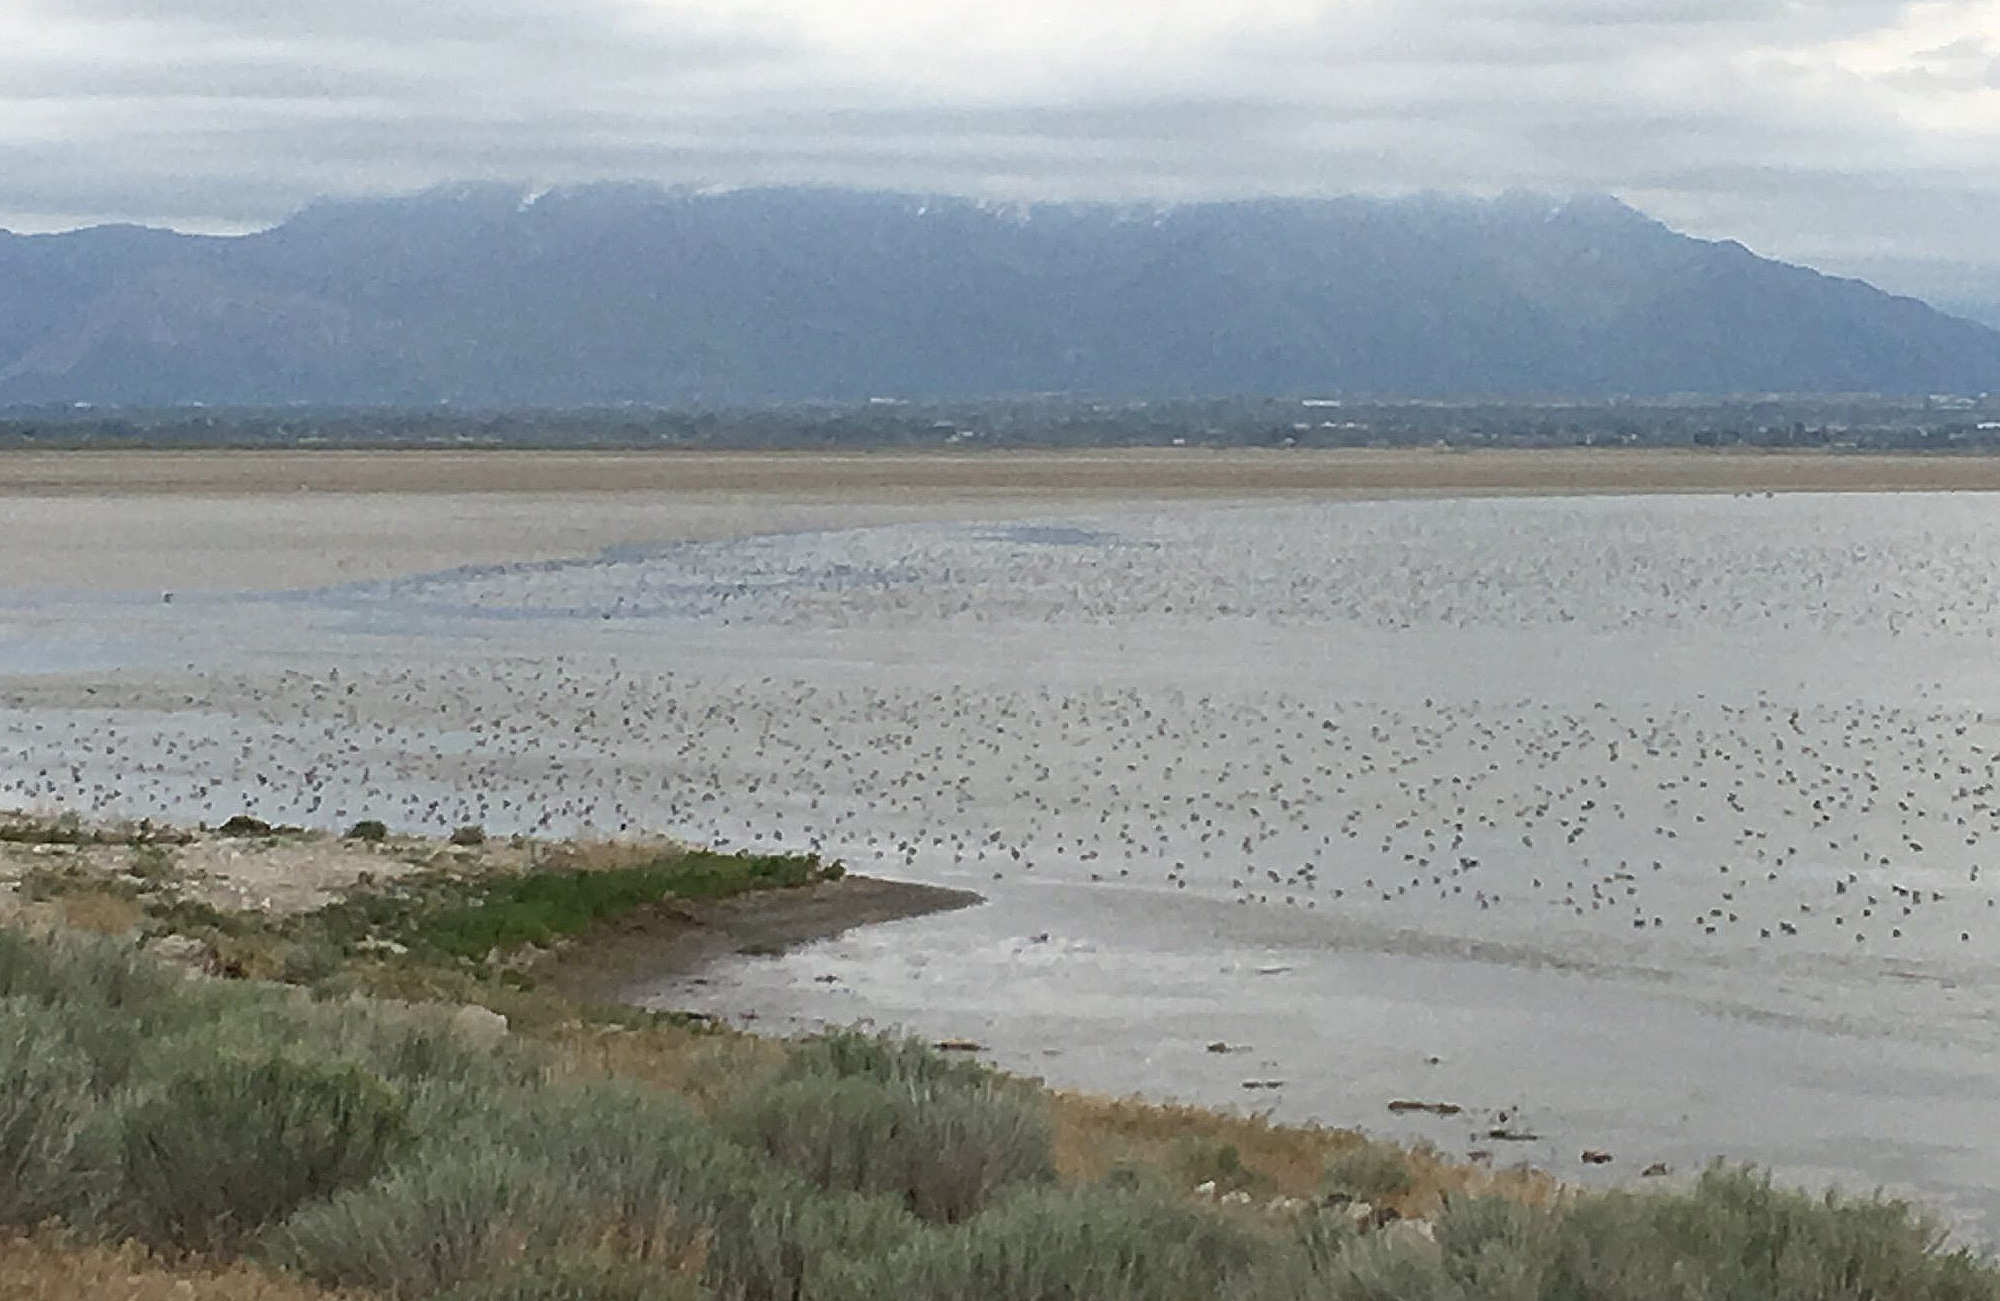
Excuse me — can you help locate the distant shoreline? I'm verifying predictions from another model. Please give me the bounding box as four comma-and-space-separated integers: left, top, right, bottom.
10, 445, 2000, 498
11, 446, 2000, 593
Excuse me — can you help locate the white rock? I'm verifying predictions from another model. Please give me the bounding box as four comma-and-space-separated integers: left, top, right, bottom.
450, 1004, 510, 1048
143, 933, 218, 976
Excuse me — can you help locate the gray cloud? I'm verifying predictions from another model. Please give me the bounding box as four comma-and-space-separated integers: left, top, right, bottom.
4, 0, 2000, 302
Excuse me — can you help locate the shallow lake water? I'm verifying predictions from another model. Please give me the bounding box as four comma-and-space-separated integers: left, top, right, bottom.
7, 490, 2000, 1235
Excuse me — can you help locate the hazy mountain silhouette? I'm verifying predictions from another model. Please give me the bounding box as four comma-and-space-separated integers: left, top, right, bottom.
3, 183, 1995, 404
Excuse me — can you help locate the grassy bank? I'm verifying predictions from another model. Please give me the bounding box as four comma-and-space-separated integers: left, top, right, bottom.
297, 845, 842, 962
0, 816, 1994, 1300
1, 813, 848, 1004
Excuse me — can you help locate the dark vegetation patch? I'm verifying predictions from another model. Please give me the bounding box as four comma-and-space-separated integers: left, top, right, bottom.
302, 850, 841, 961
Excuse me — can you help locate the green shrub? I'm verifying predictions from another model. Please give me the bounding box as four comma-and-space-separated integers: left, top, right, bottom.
437, 1256, 709, 1301
116, 1054, 406, 1254
143, 991, 535, 1100
780, 1026, 994, 1092
278, 938, 344, 984
450, 824, 488, 847
1320, 1139, 1413, 1203
751, 1029, 1051, 1224
1169, 1136, 1259, 1195
0, 928, 232, 1090
726, 1068, 1052, 1224
345, 820, 391, 843
1413, 1169, 2000, 1301
0, 926, 179, 1016
473, 1078, 751, 1262
128, 843, 179, 880
272, 1080, 756, 1299
1297, 1231, 1465, 1301
266, 1141, 579, 1299
866, 1182, 1271, 1301
1292, 1203, 1365, 1276
900, 1080, 1056, 1222
0, 1000, 103, 1230
463, 1079, 918, 1300
354, 1009, 533, 1090
1645, 1163, 1993, 1301
699, 1176, 917, 1301
143, 893, 253, 937
726, 1076, 899, 1198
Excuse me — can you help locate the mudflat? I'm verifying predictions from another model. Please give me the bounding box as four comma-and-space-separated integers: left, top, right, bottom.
533, 876, 985, 1004
7, 446, 2000, 497
5, 446, 1998, 592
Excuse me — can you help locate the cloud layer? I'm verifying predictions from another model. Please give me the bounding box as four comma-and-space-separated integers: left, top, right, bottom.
5, 0, 2000, 289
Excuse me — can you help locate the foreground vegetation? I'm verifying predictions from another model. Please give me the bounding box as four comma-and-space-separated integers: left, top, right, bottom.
1, 817, 1995, 1299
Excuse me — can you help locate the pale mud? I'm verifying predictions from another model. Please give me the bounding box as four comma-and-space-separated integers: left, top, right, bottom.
8, 447, 2000, 591
7, 453, 2000, 1240
0, 828, 475, 918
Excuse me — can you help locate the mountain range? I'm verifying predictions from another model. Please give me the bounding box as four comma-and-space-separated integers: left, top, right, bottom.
2, 184, 1995, 404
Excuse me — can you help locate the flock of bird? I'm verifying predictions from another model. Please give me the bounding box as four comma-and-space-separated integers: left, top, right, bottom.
332, 495, 2000, 638
4, 664, 1998, 964
5, 493, 2000, 970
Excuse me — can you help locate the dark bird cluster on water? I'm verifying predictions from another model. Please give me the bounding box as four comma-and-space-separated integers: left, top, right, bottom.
4, 665, 1996, 965
329, 496, 2000, 641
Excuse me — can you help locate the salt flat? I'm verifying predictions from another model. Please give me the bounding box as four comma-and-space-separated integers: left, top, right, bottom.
5, 451, 2000, 1238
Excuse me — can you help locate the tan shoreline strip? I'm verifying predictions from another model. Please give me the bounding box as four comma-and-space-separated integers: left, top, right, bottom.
5, 448, 1995, 592
6, 446, 2000, 497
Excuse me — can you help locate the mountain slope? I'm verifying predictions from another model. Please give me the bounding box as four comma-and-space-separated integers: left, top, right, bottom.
3, 185, 1995, 403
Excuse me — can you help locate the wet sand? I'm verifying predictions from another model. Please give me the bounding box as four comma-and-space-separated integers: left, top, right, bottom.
534, 875, 982, 1003
7, 446, 2000, 591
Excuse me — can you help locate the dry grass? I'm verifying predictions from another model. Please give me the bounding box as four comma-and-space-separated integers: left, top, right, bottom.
0, 1233, 363, 1301
530, 1014, 1565, 1219
545, 1020, 786, 1116
1050, 1092, 1359, 1195
1048, 1091, 1558, 1215
1397, 1140, 1561, 1216
541, 1018, 1567, 1218
58, 890, 146, 936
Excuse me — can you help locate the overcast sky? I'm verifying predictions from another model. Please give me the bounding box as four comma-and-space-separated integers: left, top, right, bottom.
6, 0, 2000, 299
